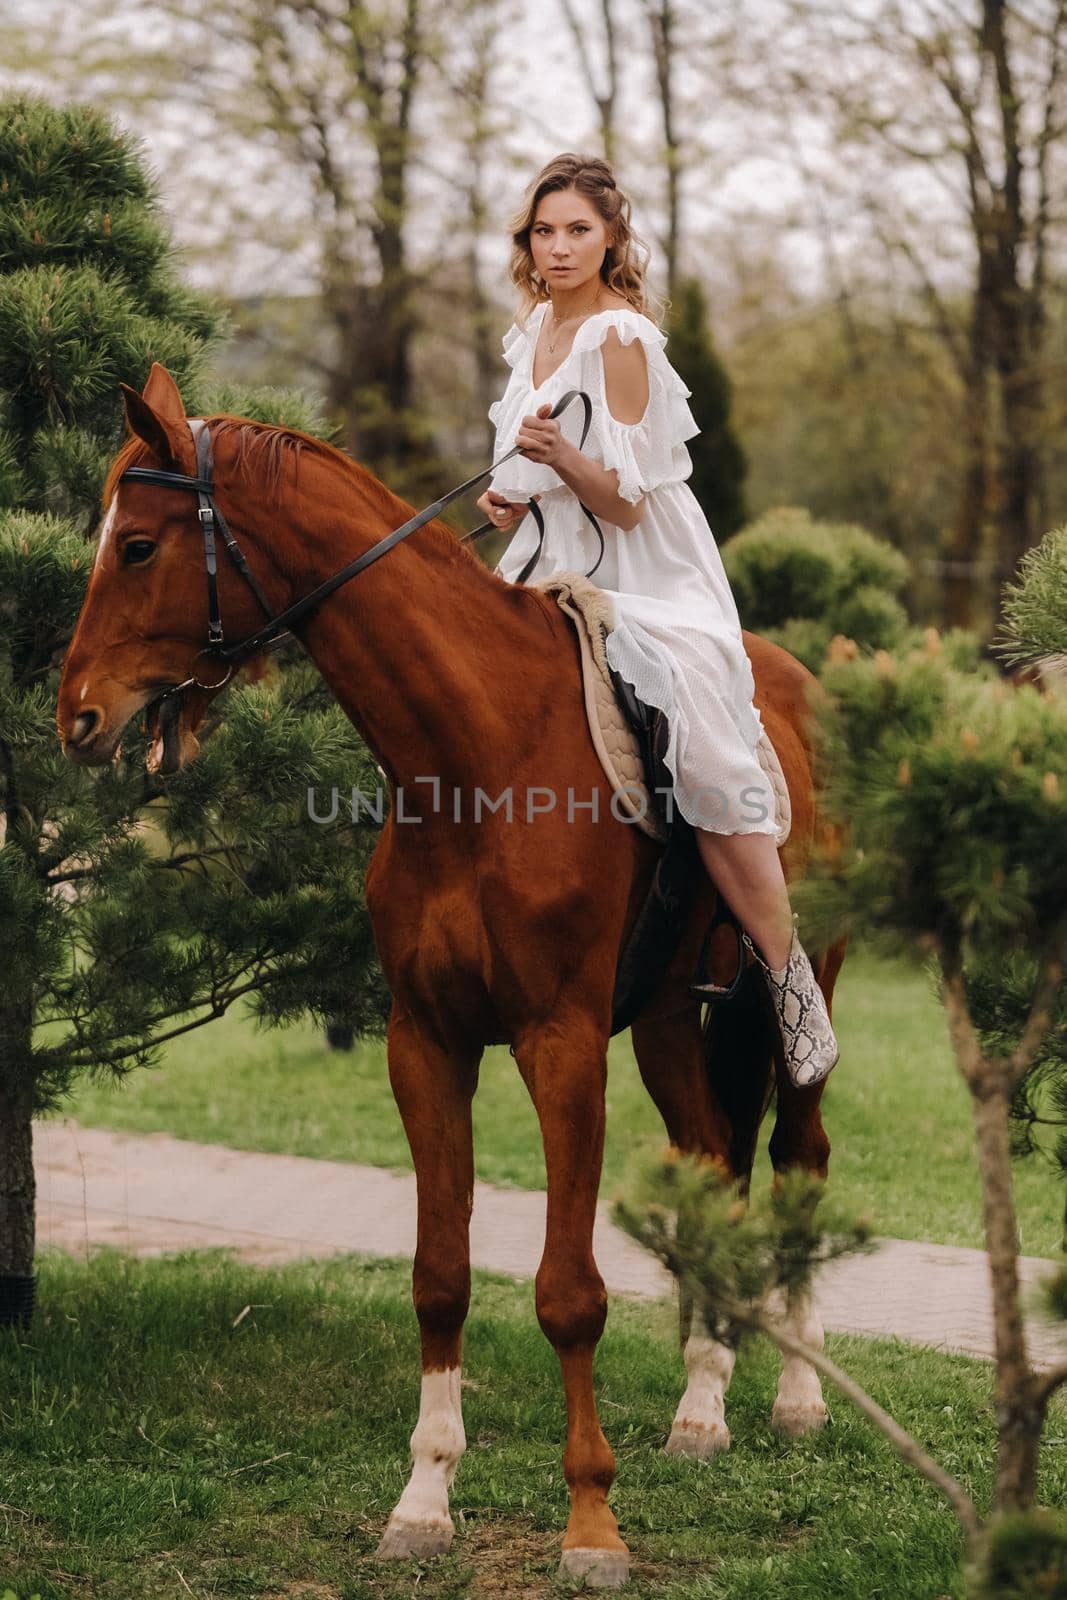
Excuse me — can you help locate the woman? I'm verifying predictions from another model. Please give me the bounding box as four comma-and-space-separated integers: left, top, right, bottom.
477, 152, 838, 1089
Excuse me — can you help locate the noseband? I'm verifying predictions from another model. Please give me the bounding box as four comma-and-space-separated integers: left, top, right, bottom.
119, 390, 603, 697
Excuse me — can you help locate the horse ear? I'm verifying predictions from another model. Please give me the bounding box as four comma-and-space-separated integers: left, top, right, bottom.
142, 362, 187, 421
119, 383, 186, 469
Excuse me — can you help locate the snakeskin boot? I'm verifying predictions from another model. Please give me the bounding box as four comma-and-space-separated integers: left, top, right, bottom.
743, 913, 839, 1089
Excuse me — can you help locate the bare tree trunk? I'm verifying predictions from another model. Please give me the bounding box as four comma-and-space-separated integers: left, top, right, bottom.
971, 1086, 1042, 1510
983, 0, 1042, 604
938, 926, 1067, 1513
0, 1005, 36, 1326
345, 0, 422, 477
943, 294, 993, 631
558, 0, 620, 164
996, 379, 1042, 593
644, 0, 680, 296
456, 0, 504, 458
468, 244, 497, 462
234, 0, 427, 483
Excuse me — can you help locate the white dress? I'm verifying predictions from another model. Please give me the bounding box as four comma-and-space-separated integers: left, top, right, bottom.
488, 300, 777, 835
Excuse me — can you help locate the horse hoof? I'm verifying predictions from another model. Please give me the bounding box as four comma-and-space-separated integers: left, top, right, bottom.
558, 1547, 630, 1589
665, 1420, 731, 1458
771, 1399, 828, 1439
376, 1516, 453, 1560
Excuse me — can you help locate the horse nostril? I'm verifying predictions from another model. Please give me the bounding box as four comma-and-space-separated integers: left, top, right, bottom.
69, 708, 102, 746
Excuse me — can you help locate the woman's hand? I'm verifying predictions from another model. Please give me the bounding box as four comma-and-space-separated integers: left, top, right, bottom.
476, 489, 535, 531
516, 403, 572, 468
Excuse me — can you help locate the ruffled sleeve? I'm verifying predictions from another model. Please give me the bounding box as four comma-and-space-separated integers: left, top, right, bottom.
571, 309, 700, 504
487, 321, 522, 430
501, 318, 528, 369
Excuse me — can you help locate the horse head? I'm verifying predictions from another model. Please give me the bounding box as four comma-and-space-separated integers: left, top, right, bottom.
57, 364, 270, 775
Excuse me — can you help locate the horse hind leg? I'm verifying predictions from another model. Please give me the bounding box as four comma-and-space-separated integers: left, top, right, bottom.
764, 934, 845, 1439
767, 1284, 829, 1439
630, 931, 771, 1462
686, 925, 836, 1443
665, 1301, 736, 1460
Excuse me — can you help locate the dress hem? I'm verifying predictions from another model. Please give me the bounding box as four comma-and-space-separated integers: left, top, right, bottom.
604, 622, 779, 838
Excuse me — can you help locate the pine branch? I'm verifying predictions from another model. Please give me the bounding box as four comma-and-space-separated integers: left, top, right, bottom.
48, 968, 302, 1072
45, 845, 243, 885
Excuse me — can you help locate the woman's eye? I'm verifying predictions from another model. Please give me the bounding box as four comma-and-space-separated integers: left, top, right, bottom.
122, 539, 157, 566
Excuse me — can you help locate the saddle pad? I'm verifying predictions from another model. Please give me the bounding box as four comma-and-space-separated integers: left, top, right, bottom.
531, 570, 792, 847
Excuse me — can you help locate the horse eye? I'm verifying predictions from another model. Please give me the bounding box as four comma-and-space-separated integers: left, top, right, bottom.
122, 539, 157, 566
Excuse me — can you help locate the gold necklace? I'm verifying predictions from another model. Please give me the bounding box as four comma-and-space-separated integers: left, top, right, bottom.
545, 295, 603, 353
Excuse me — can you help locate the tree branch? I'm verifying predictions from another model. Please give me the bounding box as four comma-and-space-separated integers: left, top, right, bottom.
557, 0, 618, 161
45, 845, 244, 886
1006, 920, 1067, 1086
938, 933, 989, 1088
754, 1313, 983, 1552
45, 971, 296, 1072
1033, 1357, 1067, 1413
1030, 0, 1066, 351
866, 208, 969, 377
983, 0, 1023, 240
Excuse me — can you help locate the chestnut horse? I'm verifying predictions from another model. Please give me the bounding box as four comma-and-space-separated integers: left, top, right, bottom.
57, 365, 845, 1589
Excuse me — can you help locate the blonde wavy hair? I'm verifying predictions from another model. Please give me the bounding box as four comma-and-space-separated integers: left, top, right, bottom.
507, 153, 663, 328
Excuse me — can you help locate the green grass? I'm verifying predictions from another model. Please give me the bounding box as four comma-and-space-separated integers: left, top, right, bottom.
61, 942, 1066, 1257
4, 1249, 1064, 1599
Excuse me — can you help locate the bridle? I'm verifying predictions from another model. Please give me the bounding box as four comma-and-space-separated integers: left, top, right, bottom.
120, 390, 604, 700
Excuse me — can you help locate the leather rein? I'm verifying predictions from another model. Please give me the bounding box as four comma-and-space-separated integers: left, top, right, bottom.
120, 389, 603, 700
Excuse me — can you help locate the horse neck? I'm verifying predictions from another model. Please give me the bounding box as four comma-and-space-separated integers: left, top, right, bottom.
236, 440, 555, 790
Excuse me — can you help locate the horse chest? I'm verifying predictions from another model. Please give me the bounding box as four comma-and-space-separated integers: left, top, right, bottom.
368, 845, 486, 983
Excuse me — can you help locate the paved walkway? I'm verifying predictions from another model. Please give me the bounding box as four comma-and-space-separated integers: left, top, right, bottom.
34, 1120, 1067, 1371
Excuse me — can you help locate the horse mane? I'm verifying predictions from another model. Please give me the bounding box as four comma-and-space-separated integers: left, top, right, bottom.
103, 416, 505, 586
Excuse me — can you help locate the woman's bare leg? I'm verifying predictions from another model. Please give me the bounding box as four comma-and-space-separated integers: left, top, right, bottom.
694, 827, 793, 971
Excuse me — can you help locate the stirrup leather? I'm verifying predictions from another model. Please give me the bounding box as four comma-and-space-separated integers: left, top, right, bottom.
688, 899, 747, 1003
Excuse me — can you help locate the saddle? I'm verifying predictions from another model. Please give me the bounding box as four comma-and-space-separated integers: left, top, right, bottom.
530, 572, 669, 841
532, 571, 793, 1032
531, 570, 792, 848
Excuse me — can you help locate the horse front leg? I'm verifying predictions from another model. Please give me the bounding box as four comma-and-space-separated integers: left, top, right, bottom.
376, 1007, 480, 1561
513, 1007, 629, 1591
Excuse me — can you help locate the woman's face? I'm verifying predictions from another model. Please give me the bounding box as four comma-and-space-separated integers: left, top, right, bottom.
529, 188, 611, 292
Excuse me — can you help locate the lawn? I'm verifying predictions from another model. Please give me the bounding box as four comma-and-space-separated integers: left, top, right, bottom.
61, 941, 1066, 1258
3, 1248, 1062, 1599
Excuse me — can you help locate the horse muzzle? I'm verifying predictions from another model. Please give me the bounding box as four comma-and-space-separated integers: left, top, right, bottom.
61, 702, 124, 766
59, 685, 201, 774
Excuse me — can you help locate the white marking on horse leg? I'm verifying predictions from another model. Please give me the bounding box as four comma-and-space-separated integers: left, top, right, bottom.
665, 1331, 735, 1458
771, 1288, 829, 1437
376, 1366, 465, 1560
